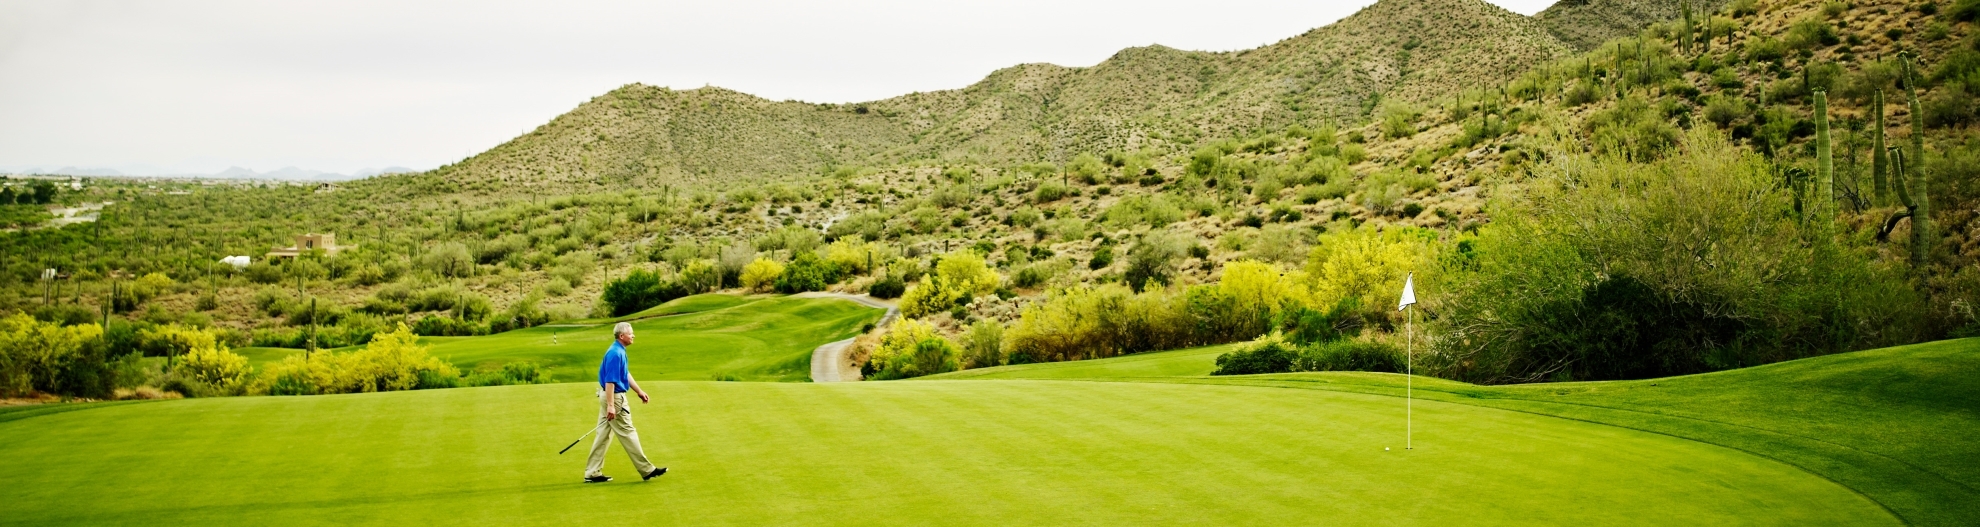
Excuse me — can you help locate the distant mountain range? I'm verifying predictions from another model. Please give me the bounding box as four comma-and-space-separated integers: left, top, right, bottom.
0, 165, 419, 181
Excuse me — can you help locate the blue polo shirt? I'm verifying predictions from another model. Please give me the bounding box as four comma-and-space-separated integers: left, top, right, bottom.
599, 341, 631, 393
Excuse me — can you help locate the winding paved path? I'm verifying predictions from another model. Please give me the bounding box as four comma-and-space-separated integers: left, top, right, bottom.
797, 293, 898, 382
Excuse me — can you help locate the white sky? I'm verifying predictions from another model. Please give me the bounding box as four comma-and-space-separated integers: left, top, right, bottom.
0, 0, 1553, 176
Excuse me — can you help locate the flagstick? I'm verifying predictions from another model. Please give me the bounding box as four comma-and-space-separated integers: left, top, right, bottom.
1407, 304, 1412, 451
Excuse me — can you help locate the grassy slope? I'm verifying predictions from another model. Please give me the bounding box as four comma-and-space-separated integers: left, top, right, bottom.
0, 380, 1887, 525
422, 294, 883, 382
924, 343, 1236, 380
941, 338, 1980, 525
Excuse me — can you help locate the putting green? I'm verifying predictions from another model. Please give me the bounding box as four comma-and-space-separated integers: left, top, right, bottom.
0, 380, 1891, 525
421, 294, 883, 382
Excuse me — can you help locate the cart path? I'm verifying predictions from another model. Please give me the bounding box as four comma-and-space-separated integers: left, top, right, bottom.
797, 293, 898, 382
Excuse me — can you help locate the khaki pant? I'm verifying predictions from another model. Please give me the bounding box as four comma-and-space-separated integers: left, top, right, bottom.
584, 391, 656, 478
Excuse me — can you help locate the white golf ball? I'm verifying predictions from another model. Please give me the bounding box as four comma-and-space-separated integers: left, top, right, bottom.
1385, 447, 1390, 451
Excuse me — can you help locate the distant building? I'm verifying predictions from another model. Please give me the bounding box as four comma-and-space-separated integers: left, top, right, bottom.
267, 233, 350, 259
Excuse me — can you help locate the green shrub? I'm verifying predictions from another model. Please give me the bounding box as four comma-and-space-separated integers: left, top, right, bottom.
1298, 339, 1405, 373
600, 266, 695, 316
1212, 334, 1301, 375
0, 312, 113, 398
1123, 231, 1187, 292
463, 361, 548, 386
900, 252, 1000, 317
1033, 182, 1070, 203
259, 323, 459, 395
1745, 36, 1786, 63
1954, 0, 1980, 21
1785, 17, 1840, 49
868, 275, 906, 299
1435, 129, 1927, 384
774, 252, 840, 294
961, 320, 1004, 369
174, 342, 250, 392
1005, 283, 1196, 363
864, 319, 959, 380
412, 315, 485, 337
1586, 96, 1680, 160
1087, 245, 1115, 270
1379, 103, 1421, 139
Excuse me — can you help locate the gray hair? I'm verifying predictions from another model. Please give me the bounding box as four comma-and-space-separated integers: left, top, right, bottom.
613, 322, 634, 338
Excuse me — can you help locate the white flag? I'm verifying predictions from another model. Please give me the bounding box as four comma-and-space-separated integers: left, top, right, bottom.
1397, 273, 1416, 311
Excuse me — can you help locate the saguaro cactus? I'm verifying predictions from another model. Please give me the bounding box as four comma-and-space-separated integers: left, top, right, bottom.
1872, 87, 1887, 206
1901, 54, 1931, 269
1814, 90, 1833, 226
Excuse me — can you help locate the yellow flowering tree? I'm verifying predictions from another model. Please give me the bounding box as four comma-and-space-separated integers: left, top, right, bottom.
739, 257, 785, 292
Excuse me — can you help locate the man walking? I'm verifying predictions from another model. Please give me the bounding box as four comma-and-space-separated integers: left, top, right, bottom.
585, 322, 667, 483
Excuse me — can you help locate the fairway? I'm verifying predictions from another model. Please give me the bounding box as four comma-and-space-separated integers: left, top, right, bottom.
925, 342, 1235, 380
0, 380, 1890, 525
421, 294, 884, 382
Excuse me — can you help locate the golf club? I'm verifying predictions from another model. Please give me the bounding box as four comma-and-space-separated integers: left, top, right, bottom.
558, 420, 608, 455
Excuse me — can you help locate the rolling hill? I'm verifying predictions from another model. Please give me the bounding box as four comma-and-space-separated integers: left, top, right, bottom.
408, 0, 1575, 194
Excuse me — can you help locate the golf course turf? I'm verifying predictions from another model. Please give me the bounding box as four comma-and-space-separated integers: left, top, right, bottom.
421, 294, 884, 382
2, 305, 1973, 524
0, 380, 1893, 525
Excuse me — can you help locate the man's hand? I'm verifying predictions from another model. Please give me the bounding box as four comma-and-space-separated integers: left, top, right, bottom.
605, 409, 617, 421
636, 390, 650, 404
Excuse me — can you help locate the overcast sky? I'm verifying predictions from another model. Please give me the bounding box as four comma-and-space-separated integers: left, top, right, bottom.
0, 0, 1552, 176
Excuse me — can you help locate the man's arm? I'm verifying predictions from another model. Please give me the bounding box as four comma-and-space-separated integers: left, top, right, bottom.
602, 382, 618, 421
627, 371, 649, 404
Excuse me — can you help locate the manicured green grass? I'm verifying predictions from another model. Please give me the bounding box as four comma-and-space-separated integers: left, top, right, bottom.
235, 346, 305, 368
0, 380, 1889, 525
923, 343, 1236, 380
422, 294, 883, 382
1084, 338, 1980, 526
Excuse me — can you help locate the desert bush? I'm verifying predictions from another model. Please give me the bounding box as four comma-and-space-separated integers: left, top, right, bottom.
462, 360, 549, 387
1034, 181, 1070, 203
1586, 96, 1680, 160
1102, 194, 1185, 228
1379, 102, 1421, 139
1340, 143, 1368, 165
1188, 260, 1314, 342
740, 258, 785, 292
824, 236, 882, 275
1744, 35, 1785, 63
1004, 283, 1195, 363
1304, 226, 1435, 313
717, 241, 758, 287
174, 341, 250, 392
1213, 333, 1404, 375
1012, 258, 1069, 289
864, 319, 959, 380
961, 320, 1004, 369
1212, 333, 1301, 375
136, 324, 220, 359
0, 312, 112, 398
899, 252, 1000, 317
1923, 83, 1977, 129
1124, 231, 1189, 292
412, 315, 485, 337
260, 323, 458, 395
1702, 95, 1749, 129
1784, 17, 1840, 50
828, 211, 887, 241
1298, 339, 1405, 373
600, 264, 703, 316
868, 274, 907, 299
420, 242, 475, 278
1434, 129, 1927, 384
774, 252, 840, 294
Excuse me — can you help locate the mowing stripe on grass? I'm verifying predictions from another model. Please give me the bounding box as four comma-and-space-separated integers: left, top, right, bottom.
0, 381, 1892, 525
